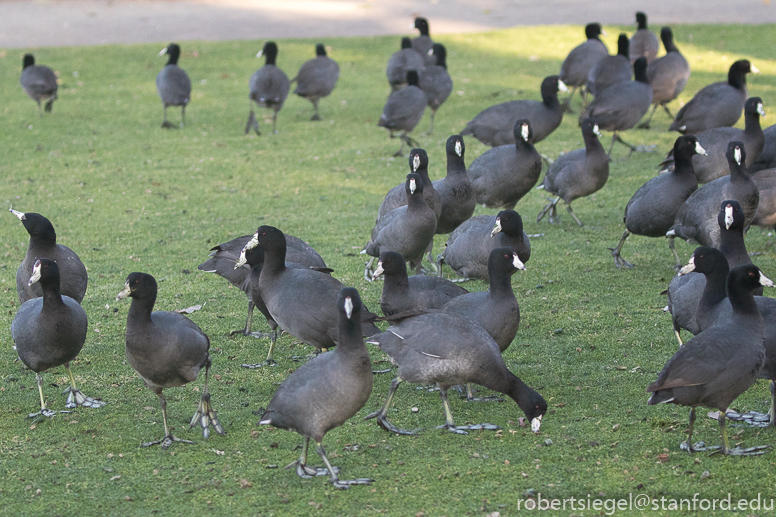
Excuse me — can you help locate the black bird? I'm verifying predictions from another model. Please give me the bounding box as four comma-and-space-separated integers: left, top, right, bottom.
156, 43, 191, 128
10, 208, 87, 304
12, 259, 103, 418
20, 54, 57, 116
378, 70, 427, 156
469, 119, 542, 210
462, 75, 568, 146
670, 60, 759, 134
559, 22, 608, 110
411, 17, 436, 66
638, 27, 691, 129
246, 41, 290, 135
751, 124, 776, 172
750, 167, 776, 228
377, 148, 441, 222
537, 118, 609, 226
365, 311, 546, 435
117, 272, 224, 449
432, 135, 474, 234
292, 43, 340, 121
629, 12, 659, 64
259, 287, 374, 489
648, 264, 771, 456
609, 135, 706, 268
438, 210, 530, 282
586, 34, 631, 98
386, 37, 425, 90
419, 43, 453, 134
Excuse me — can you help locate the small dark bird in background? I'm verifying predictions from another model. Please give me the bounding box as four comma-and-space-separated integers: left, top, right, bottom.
411, 17, 436, 66
156, 43, 191, 128
629, 12, 659, 64
386, 37, 425, 90
378, 70, 427, 156
20, 54, 58, 117
419, 43, 452, 135
246, 41, 290, 135
292, 43, 340, 121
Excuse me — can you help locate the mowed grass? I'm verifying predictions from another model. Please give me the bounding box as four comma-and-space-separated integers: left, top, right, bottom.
1, 23, 776, 516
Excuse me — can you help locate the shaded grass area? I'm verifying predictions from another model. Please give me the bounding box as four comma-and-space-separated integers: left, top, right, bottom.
1, 23, 776, 515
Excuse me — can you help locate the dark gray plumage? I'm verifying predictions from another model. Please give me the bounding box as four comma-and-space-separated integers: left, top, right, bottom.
659, 97, 765, 183
537, 118, 609, 226
373, 251, 467, 316
609, 135, 705, 269
156, 43, 191, 128
649, 264, 770, 456
559, 23, 608, 109
442, 247, 524, 351
245, 41, 290, 135
365, 311, 547, 435
293, 43, 340, 121
419, 43, 452, 134
12, 259, 103, 418
750, 167, 776, 228
468, 119, 542, 210
411, 17, 436, 66
116, 272, 224, 449
377, 148, 441, 222
438, 210, 531, 281
586, 33, 631, 97
386, 37, 425, 90
259, 287, 374, 489
254, 226, 380, 353
629, 12, 659, 64
670, 60, 758, 134
20, 54, 57, 116
751, 124, 776, 173
365, 173, 437, 278
11, 209, 87, 305
378, 70, 427, 156
639, 27, 691, 129
581, 57, 653, 156
461, 75, 567, 146
432, 135, 474, 234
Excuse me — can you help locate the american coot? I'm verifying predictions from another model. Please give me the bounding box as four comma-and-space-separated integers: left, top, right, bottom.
259, 287, 374, 489
245, 41, 290, 135
432, 135, 474, 234
638, 27, 691, 129
559, 23, 608, 110
469, 119, 543, 210
11, 208, 87, 304
253, 226, 380, 354
648, 264, 771, 455
629, 12, 659, 64
609, 135, 706, 269
411, 17, 436, 66
586, 34, 631, 98
667, 200, 756, 342
462, 76, 568, 147
377, 148, 441, 222
581, 57, 653, 156
438, 209, 531, 281
670, 60, 759, 134
669, 141, 759, 249
373, 251, 467, 316
20, 54, 58, 116
750, 168, 776, 228
537, 118, 609, 226
198, 232, 328, 337
659, 97, 765, 183
364, 173, 438, 279
419, 43, 453, 135
156, 43, 191, 128
292, 43, 340, 121
12, 259, 103, 418
751, 124, 776, 172
117, 272, 224, 449
378, 70, 427, 156
686, 246, 776, 426
365, 311, 546, 435
386, 37, 425, 90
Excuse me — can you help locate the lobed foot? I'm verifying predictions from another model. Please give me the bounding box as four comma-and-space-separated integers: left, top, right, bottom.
310, 114, 321, 121
332, 478, 373, 490
64, 387, 106, 409
436, 422, 501, 435
680, 440, 718, 453
28, 408, 57, 419
710, 410, 772, 428
285, 460, 339, 479
189, 392, 225, 440
242, 359, 278, 369
143, 435, 196, 450
364, 411, 420, 435
608, 248, 634, 269
161, 121, 178, 129
718, 445, 771, 456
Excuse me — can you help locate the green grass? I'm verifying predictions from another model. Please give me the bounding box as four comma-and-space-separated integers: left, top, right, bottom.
2, 23, 776, 516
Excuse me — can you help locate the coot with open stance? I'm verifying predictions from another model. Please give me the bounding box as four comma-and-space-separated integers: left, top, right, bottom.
259, 287, 374, 489
117, 272, 224, 449
648, 265, 772, 455
12, 259, 104, 418
156, 43, 191, 128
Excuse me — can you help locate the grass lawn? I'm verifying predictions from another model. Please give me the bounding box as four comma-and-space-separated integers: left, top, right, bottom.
2, 23, 776, 516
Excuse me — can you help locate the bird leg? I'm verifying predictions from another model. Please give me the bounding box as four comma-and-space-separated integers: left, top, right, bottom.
436, 388, 501, 434
365, 377, 421, 435
614, 133, 655, 157
536, 197, 560, 223
143, 388, 196, 449
713, 412, 770, 456
608, 230, 634, 269
310, 99, 321, 121
28, 373, 56, 419
316, 442, 373, 489
425, 242, 438, 274
566, 203, 584, 226
662, 105, 675, 119
674, 328, 684, 347
44, 94, 56, 113
770, 381, 776, 427
272, 110, 279, 134
161, 106, 177, 129
245, 108, 260, 135
231, 301, 256, 336
435, 253, 445, 278
189, 362, 225, 439
679, 407, 706, 452
363, 256, 375, 282
461, 383, 504, 402
402, 132, 420, 148
426, 110, 436, 135
637, 104, 658, 129
561, 86, 578, 114
286, 437, 338, 478
63, 362, 105, 409
241, 327, 279, 367
180, 104, 186, 128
